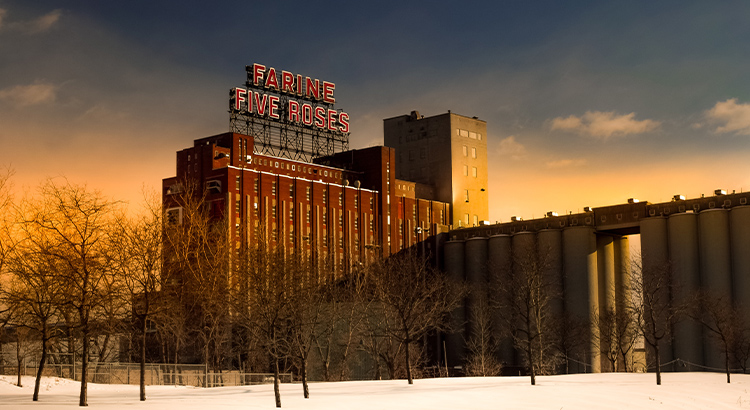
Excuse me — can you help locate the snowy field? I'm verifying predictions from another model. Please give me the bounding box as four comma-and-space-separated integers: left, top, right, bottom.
2, 373, 750, 409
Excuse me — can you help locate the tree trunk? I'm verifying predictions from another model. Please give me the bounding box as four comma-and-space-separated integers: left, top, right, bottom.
528, 343, 536, 386
405, 338, 413, 385
301, 357, 309, 399
33, 327, 48, 401
80, 331, 89, 407
726, 352, 731, 384
274, 358, 282, 408
526, 306, 535, 386
16, 333, 22, 388
654, 343, 661, 386
140, 317, 147, 401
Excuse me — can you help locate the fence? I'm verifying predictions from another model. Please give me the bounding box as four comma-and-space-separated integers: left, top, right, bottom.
0, 355, 293, 388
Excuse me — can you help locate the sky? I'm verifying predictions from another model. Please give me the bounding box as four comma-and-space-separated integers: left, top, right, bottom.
0, 1, 749, 221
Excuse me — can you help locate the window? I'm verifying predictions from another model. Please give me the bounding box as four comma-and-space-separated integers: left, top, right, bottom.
166, 207, 183, 225
290, 185, 294, 197
306, 187, 311, 201
339, 192, 343, 206
235, 200, 240, 214
323, 209, 327, 225
464, 214, 470, 226
472, 167, 477, 178
254, 178, 259, 192
464, 189, 469, 202
463, 165, 468, 176
462, 145, 468, 157
271, 181, 276, 196
323, 190, 327, 204
236, 176, 240, 190
471, 147, 477, 159
420, 147, 426, 159
469, 131, 477, 139
473, 215, 478, 226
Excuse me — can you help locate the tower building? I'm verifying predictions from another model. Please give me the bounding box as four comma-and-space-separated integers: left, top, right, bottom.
384, 111, 489, 228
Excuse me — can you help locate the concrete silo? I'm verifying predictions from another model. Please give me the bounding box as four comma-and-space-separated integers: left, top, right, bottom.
464, 237, 489, 347
730, 206, 750, 314
698, 208, 732, 370
639, 216, 674, 368
443, 240, 466, 366
488, 234, 514, 367
562, 226, 600, 373
538, 229, 565, 319
667, 212, 702, 370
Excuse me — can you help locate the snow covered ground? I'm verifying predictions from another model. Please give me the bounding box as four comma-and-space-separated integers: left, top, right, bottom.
2, 372, 749, 409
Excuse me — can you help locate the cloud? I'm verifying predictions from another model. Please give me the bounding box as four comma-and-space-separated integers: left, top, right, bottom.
497, 136, 526, 160
0, 82, 59, 106
0, 9, 61, 34
550, 111, 660, 139
705, 98, 750, 135
545, 158, 587, 168
28, 9, 62, 33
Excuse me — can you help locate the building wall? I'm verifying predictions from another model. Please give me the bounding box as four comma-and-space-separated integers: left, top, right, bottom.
164, 133, 451, 279
384, 111, 488, 228
443, 192, 750, 373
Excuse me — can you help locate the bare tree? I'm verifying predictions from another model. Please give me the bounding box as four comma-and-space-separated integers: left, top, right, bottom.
236, 242, 295, 408
593, 304, 639, 372
287, 268, 325, 399
162, 182, 231, 372
367, 249, 464, 385
3, 242, 63, 400
629, 257, 675, 385
688, 291, 738, 383
110, 194, 163, 401
730, 314, 750, 373
495, 244, 561, 385
23, 179, 119, 406
0, 166, 14, 275
464, 292, 502, 376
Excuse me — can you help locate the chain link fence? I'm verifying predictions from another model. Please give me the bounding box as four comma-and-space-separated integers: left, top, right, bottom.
0, 353, 292, 387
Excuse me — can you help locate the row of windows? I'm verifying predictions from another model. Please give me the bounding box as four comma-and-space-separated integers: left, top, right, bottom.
462, 165, 478, 178
243, 198, 371, 231
461, 214, 479, 227
235, 177, 373, 209
457, 129, 482, 140
462, 145, 477, 158
250, 156, 343, 179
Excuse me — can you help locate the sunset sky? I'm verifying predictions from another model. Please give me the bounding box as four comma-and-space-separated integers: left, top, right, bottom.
1, 1, 749, 222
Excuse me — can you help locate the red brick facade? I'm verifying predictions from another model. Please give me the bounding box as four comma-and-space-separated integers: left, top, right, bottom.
163, 132, 450, 274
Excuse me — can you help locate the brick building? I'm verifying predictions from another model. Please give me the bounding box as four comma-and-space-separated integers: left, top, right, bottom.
162, 131, 451, 277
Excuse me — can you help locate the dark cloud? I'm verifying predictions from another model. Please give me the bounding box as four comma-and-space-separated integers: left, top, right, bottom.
0, 0, 749, 219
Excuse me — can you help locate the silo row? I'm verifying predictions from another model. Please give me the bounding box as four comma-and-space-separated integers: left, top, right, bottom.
443, 226, 630, 374
639, 206, 749, 371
